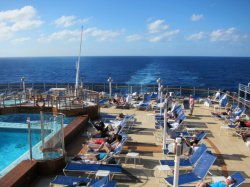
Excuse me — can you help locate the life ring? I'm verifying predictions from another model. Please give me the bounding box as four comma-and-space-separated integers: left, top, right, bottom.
36, 98, 45, 108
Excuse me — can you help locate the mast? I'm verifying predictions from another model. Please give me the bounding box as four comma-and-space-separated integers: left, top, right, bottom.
75, 26, 83, 96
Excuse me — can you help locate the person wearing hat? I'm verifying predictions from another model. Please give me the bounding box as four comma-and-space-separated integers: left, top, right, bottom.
189, 95, 195, 116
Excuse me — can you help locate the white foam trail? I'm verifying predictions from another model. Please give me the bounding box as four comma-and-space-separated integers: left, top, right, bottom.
126, 63, 160, 84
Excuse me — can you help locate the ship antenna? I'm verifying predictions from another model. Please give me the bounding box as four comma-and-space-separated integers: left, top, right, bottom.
75, 26, 83, 96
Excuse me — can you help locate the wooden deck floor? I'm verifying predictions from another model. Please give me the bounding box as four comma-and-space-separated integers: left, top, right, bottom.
15, 104, 250, 187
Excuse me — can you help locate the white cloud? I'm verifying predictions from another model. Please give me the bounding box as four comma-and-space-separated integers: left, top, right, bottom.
126, 34, 143, 42
54, 16, 89, 28
38, 28, 122, 42
90, 28, 121, 41
38, 30, 80, 42
0, 6, 42, 40
148, 19, 169, 33
54, 16, 76, 27
148, 29, 180, 42
187, 32, 206, 41
11, 37, 30, 44
210, 28, 248, 42
191, 14, 204, 22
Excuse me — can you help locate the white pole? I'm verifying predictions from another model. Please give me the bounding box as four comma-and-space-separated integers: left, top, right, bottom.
162, 104, 167, 150
61, 114, 65, 155
109, 81, 112, 98
75, 26, 84, 97
173, 137, 182, 187
158, 82, 160, 99
157, 78, 161, 100
40, 111, 45, 149
27, 117, 33, 160
107, 77, 112, 99
160, 85, 163, 116
22, 80, 25, 93
21, 77, 26, 100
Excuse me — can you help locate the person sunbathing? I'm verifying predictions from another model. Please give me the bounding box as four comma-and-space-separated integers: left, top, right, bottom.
91, 122, 116, 138
73, 135, 123, 162
116, 113, 125, 120
165, 110, 178, 120
182, 134, 199, 147
196, 177, 236, 187
211, 108, 232, 118
87, 133, 119, 151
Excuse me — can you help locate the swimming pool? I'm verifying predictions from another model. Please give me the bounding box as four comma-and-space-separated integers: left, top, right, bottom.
0, 113, 74, 176
1, 99, 26, 105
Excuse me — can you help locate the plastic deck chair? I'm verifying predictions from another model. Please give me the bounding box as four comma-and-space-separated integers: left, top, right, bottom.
164, 131, 206, 155
178, 172, 245, 187
164, 152, 217, 186
50, 175, 117, 187
155, 111, 186, 129
160, 144, 207, 167
91, 176, 117, 187
63, 163, 123, 176
196, 131, 206, 142
99, 99, 108, 106
118, 115, 135, 133
230, 172, 245, 187
50, 175, 91, 186
136, 95, 152, 110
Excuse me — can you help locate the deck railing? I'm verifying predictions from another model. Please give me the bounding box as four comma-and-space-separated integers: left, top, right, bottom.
0, 83, 249, 112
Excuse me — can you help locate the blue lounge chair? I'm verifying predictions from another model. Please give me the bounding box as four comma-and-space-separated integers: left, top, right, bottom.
160, 144, 207, 167
50, 175, 91, 186
155, 111, 186, 129
164, 152, 216, 186
63, 163, 123, 176
99, 98, 108, 107
136, 94, 152, 110
150, 92, 158, 100
179, 172, 245, 187
92, 176, 116, 187
175, 130, 206, 141
163, 132, 206, 156
50, 175, 116, 187
231, 172, 245, 187
155, 105, 182, 121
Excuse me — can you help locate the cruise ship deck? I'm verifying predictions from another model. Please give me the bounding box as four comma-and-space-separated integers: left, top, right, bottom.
27, 102, 250, 187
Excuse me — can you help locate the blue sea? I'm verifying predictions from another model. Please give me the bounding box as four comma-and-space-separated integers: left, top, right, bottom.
0, 56, 249, 91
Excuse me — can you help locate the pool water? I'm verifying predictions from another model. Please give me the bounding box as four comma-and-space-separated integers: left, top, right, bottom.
0, 128, 41, 171
0, 113, 74, 175
0, 113, 74, 124
1, 99, 26, 105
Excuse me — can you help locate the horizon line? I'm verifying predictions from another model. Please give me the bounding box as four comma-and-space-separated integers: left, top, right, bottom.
0, 55, 250, 58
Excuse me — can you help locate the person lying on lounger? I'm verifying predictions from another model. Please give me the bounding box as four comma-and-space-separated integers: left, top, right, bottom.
211, 107, 233, 118
92, 122, 113, 138
87, 133, 119, 152
73, 135, 123, 162
196, 176, 236, 187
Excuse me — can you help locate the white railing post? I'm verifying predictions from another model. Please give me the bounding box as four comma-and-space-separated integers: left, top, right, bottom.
157, 78, 162, 100
160, 85, 163, 116
27, 117, 33, 160
162, 102, 167, 150
173, 137, 182, 187
107, 77, 112, 99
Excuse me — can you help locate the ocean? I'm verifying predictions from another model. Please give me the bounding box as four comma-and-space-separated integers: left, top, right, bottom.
0, 56, 249, 91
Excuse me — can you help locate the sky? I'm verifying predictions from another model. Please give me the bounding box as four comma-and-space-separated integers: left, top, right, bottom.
0, 0, 250, 57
